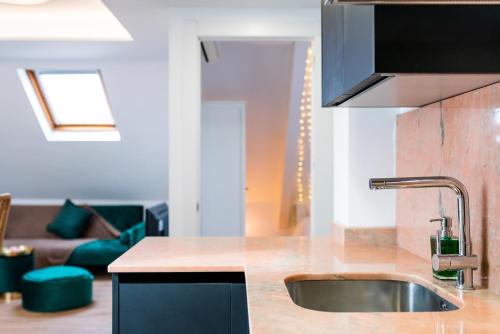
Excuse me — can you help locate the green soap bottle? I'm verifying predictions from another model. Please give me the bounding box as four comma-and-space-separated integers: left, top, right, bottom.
430, 217, 459, 280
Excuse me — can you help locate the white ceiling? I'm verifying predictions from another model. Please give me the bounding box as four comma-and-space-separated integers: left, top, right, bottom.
0, 0, 319, 60
165, 0, 318, 7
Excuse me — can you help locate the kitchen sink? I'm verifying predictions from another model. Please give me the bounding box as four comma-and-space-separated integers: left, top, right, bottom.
285, 275, 460, 313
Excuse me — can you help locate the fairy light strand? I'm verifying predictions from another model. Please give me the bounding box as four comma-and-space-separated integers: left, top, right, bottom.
297, 46, 313, 204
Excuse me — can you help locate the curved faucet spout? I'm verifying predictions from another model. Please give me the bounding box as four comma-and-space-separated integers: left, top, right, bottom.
370, 176, 468, 199
369, 176, 475, 290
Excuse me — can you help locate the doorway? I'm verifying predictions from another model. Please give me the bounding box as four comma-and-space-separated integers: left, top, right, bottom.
166, 10, 333, 237
200, 41, 312, 236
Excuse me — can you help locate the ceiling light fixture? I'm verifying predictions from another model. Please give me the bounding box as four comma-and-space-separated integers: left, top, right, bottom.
0, 0, 50, 5
0, 0, 132, 41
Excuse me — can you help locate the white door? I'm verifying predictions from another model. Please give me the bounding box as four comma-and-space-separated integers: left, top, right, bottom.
201, 101, 245, 236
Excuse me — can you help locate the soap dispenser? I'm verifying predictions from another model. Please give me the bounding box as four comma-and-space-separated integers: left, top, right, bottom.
430, 217, 459, 280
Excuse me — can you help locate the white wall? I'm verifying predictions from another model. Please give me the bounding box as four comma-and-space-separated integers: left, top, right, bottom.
333, 109, 350, 225
333, 108, 399, 228
0, 60, 169, 203
310, 39, 334, 236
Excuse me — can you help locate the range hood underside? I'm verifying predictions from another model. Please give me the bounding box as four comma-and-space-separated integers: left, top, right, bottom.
338, 74, 500, 108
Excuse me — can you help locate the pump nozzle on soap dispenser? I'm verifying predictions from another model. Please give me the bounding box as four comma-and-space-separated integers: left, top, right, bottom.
430, 216, 459, 280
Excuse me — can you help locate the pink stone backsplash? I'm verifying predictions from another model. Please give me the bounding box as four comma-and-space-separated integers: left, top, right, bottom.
396, 83, 500, 294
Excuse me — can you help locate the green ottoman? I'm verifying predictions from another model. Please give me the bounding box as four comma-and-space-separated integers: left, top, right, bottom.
21, 266, 94, 312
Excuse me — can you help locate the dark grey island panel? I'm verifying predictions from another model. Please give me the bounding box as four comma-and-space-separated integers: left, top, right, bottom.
113, 272, 250, 334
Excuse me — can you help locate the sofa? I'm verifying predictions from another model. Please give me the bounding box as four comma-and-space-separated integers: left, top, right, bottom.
4, 204, 144, 268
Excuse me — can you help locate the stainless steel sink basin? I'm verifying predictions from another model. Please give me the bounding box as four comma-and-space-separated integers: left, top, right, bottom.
285, 274, 460, 313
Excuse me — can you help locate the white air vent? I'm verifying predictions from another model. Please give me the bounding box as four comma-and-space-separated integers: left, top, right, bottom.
201, 41, 220, 64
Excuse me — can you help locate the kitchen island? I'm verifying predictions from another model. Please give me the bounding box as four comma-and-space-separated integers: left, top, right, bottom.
108, 237, 500, 334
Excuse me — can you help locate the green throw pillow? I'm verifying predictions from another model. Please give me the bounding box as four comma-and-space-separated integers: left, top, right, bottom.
47, 200, 92, 239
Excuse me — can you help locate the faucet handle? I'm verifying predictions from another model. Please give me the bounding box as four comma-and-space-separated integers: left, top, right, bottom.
432, 254, 479, 271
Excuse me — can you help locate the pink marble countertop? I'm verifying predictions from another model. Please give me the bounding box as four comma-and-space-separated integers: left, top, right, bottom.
108, 237, 500, 334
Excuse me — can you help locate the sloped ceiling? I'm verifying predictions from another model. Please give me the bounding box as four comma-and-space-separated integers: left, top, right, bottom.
0, 0, 317, 202
0, 60, 169, 202
0, 1, 170, 202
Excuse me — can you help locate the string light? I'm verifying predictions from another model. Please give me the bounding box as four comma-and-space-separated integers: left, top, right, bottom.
296, 46, 313, 204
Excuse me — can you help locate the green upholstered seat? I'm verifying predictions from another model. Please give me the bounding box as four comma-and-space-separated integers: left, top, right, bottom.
66, 239, 128, 267
66, 222, 145, 267
22, 266, 94, 312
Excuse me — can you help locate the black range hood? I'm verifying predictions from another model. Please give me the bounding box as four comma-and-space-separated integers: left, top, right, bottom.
322, 4, 500, 108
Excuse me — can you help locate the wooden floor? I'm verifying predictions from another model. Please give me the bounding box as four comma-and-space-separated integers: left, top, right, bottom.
0, 278, 112, 333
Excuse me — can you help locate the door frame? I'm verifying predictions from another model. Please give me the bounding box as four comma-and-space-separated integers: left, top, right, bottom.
201, 101, 246, 236
167, 8, 332, 236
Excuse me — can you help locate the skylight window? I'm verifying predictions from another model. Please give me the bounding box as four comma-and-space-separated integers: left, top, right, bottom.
37, 72, 115, 127
18, 69, 120, 141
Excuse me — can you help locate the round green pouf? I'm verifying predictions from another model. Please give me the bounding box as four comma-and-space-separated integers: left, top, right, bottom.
21, 266, 94, 312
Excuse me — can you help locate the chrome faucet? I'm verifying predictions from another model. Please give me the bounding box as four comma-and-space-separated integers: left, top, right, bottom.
369, 176, 478, 290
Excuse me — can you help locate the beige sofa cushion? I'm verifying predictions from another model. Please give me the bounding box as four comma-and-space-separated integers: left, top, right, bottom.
6, 206, 61, 239
4, 238, 94, 268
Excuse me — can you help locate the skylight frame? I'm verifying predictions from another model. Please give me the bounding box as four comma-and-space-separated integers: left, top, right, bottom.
18, 69, 121, 142
26, 69, 117, 131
